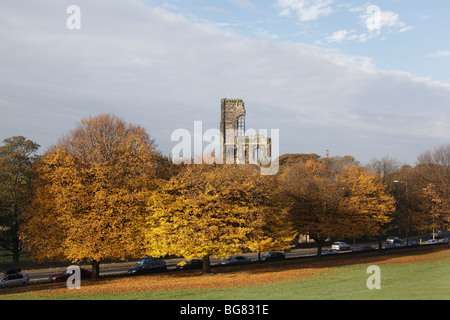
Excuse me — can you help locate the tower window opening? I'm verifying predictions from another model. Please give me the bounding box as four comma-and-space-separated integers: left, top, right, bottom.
237, 115, 245, 137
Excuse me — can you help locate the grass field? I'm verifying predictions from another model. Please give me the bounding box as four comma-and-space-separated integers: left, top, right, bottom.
1, 246, 449, 300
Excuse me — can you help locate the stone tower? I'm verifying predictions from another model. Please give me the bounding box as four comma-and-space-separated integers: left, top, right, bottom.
220, 98, 271, 164
220, 98, 246, 160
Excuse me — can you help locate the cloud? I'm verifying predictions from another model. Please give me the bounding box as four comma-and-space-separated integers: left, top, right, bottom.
326, 29, 368, 43
327, 6, 412, 43
276, 0, 335, 21
0, 0, 449, 164
361, 6, 412, 35
427, 51, 450, 58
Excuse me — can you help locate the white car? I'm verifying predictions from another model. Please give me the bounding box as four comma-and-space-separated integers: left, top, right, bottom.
0, 269, 30, 288
331, 242, 351, 251
424, 239, 440, 245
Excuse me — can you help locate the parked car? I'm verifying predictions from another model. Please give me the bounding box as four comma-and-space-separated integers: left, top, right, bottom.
353, 245, 376, 252
424, 239, 441, 245
128, 256, 167, 274
261, 252, 285, 262
402, 240, 419, 247
385, 242, 403, 249
176, 259, 203, 270
0, 269, 29, 288
386, 236, 402, 244
219, 255, 251, 265
331, 242, 351, 251
49, 267, 92, 282
321, 249, 339, 255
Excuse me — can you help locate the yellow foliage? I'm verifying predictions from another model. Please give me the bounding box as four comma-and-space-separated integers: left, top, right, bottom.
145, 163, 295, 263
21, 114, 163, 265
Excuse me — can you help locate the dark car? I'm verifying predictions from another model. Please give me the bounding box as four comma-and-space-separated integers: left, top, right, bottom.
219, 255, 251, 265
261, 252, 285, 262
353, 245, 376, 252
128, 256, 167, 275
49, 268, 92, 282
321, 249, 339, 255
385, 242, 403, 249
176, 259, 203, 270
403, 240, 419, 247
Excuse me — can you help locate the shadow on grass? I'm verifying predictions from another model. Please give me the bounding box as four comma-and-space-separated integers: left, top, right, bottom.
1, 244, 448, 297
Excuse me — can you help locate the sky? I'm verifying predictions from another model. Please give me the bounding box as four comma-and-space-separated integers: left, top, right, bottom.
1, 0, 450, 165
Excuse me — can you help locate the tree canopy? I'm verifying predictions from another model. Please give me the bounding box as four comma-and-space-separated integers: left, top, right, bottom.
21, 114, 163, 278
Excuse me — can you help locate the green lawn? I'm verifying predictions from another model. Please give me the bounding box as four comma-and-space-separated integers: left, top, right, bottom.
93, 259, 449, 300
3, 248, 449, 300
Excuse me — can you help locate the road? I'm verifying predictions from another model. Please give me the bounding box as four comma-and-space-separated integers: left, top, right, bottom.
22, 236, 448, 284
22, 246, 332, 283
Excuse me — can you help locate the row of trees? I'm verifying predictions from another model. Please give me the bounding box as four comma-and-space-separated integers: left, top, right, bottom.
0, 114, 449, 277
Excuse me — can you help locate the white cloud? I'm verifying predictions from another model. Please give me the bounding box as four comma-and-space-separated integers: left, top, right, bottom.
361, 7, 412, 35
276, 0, 335, 21
327, 7, 412, 43
326, 30, 349, 42
326, 29, 368, 43
427, 50, 450, 58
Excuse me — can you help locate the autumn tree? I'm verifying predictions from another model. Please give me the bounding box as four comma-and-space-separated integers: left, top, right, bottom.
145, 163, 291, 274
280, 160, 395, 255
388, 165, 432, 243
0, 136, 40, 263
417, 144, 450, 235
365, 156, 403, 247
21, 114, 163, 279
241, 173, 296, 261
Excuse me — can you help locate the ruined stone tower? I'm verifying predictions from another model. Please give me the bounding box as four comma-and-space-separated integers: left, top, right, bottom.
220, 98, 271, 164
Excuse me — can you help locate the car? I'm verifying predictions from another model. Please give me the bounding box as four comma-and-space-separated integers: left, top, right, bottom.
261, 252, 285, 262
128, 256, 167, 274
353, 245, 376, 252
386, 236, 402, 244
385, 242, 403, 249
321, 249, 339, 255
0, 269, 29, 288
424, 239, 441, 245
219, 255, 251, 265
49, 267, 92, 282
331, 242, 351, 251
403, 240, 419, 247
176, 259, 203, 270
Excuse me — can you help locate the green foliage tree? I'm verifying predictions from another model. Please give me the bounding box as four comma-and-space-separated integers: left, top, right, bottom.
0, 136, 39, 263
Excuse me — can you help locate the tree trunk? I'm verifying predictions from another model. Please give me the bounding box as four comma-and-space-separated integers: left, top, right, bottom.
12, 234, 21, 264
202, 255, 211, 275
315, 239, 325, 257
91, 260, 101, 280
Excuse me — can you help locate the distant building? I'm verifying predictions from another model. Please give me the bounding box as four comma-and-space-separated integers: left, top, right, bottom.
220, 98, 271, 164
